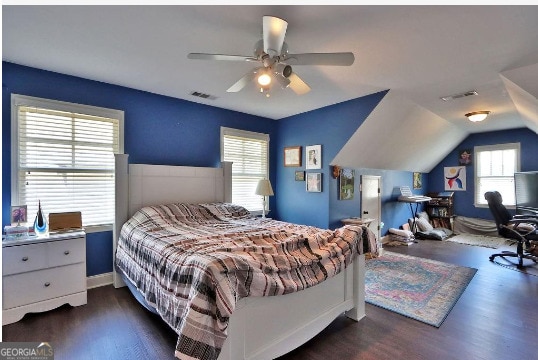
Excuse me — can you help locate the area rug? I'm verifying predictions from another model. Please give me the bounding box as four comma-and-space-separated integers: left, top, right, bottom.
365, 251, 477, 327
445, 233, 510, 249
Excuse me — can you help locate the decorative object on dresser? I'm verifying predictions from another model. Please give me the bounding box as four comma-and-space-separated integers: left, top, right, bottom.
49, 211, 82, 232
426, 192, 455, 230
33, 200, 48, 234
2, 230, 87, 325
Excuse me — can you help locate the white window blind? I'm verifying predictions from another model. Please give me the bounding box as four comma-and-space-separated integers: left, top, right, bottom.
475, 143, 520, 207
12, 95, 123, 229
221, 127, 269, 212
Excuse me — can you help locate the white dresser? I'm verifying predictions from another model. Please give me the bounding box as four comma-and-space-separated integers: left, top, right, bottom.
2, 231, 87, 325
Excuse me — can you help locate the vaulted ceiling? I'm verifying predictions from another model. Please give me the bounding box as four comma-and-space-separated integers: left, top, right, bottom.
3, 5, 538, 172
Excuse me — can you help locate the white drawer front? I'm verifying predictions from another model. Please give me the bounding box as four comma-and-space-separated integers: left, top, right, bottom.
48, 238, 85, 266
2, 243, 48, 275
3, 262, 86, 309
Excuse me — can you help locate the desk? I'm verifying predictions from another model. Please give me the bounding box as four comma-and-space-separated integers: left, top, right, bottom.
341, 217, 375, 227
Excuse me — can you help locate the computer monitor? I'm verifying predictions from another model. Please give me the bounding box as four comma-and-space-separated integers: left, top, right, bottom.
515, 171, 538, 216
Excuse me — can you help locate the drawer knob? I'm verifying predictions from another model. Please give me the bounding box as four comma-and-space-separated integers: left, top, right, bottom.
22, 256, 29, 262
44, 282, 51, 287
64, 250, 70, 255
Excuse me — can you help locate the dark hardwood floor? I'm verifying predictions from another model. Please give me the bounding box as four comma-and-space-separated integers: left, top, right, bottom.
2, 240, 537, 360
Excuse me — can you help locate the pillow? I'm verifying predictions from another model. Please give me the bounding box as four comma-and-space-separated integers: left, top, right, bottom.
416, 216, 434, 232
418, 211, 430, 222
389, 228, 414, 238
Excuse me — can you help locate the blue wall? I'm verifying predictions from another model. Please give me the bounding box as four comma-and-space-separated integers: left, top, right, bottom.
274, 91, 387, 228
428, 128, 538, 221
6, 62, 537, 277
2, 62, 277, 276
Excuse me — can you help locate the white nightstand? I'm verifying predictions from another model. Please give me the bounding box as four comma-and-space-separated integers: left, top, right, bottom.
2, 230, 87, 325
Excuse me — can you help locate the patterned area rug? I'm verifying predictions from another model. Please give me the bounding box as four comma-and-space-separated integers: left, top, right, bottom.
365, 251, 477, 327
445, 233, 510, 248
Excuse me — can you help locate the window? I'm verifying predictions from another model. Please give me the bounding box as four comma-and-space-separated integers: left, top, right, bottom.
221, 127, 269, 213
474, 143, 520, 207
11, 94, 124, 231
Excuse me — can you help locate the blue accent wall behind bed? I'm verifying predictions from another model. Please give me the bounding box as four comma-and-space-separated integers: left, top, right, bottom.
2, 62, 277, 276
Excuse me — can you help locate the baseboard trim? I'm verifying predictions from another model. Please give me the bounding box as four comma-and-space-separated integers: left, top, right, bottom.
87, 272, 113, 289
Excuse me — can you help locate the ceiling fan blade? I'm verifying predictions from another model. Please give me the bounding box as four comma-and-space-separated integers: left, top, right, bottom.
284, 52, 355, 66
227, 68, 260, 92
288, 72, 311, 95
188, 53, 257, 62
263, 16, 288, 57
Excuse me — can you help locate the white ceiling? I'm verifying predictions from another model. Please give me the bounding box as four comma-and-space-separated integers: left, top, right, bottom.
3, 5, 538, 137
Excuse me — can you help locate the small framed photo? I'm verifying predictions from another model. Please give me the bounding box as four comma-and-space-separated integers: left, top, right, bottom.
284, 146, 302, 167
305, 145, 321, 170
306, 172, 322, 192
295, 171, 305, 181
458, 149, 472, 166
11, 205, 28, 225
413, 172, 422, 189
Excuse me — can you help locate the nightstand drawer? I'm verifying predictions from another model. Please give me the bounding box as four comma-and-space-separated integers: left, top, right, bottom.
2, 243, 48, 276
3, 262, 86, 309
48, 238, 85, 266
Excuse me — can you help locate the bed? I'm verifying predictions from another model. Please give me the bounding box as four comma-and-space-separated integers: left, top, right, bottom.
113, 154, 378, 360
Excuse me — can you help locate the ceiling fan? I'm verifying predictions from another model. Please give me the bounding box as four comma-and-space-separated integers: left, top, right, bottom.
187, 16, 355, 96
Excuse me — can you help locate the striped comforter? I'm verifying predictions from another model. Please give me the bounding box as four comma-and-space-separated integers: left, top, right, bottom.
115, 202, 377, 360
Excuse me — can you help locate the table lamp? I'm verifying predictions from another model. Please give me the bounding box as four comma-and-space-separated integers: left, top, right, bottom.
255, 179, 274, 218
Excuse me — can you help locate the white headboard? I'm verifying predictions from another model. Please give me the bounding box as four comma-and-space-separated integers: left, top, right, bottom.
113, 154, 232, 287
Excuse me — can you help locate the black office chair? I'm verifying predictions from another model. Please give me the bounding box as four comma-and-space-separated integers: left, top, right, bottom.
484, 191, 538, 268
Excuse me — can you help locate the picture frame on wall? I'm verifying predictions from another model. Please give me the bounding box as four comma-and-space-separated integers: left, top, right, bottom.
338, 169, 355, 200
444, 166, 466, 191
413, 172, 422, 189
305, 145, 321, 170
295, 171, 305, 181
306, 172, 322, 192
458, 149, 472, 166
284, 146, 302, 167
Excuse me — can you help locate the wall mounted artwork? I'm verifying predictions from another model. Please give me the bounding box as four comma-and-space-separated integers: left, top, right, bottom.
284, 146, 302, 167
306, 172, 322, 192
305, 145, 321, 170
338, 169, 355, 200
444, 166, 466, 191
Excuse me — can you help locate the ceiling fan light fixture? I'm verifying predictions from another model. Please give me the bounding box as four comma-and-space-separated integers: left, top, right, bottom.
257, 73, 272, 86
275, 63, 292, 78
276, 74, 291, 89
465, 111, 490, 122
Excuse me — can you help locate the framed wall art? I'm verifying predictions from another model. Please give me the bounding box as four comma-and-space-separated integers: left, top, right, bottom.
305, 145, 321, 170
295, 171, 305, 181
306, 172, 322, 192
338, 169, 355, 200
413, 172, 422, 189
444, 166, 466, 191
284, 146, 302, 167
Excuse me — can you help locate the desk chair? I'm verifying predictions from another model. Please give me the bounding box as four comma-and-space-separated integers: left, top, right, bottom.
484, 191, 538, 268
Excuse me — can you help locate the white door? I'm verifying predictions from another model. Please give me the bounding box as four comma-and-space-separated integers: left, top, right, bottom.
361, 175, 382, 253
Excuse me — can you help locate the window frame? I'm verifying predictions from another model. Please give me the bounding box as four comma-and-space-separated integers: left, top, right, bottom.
220, 126, 270, 216
474, 142, 520, 209
11, 94, 124, 233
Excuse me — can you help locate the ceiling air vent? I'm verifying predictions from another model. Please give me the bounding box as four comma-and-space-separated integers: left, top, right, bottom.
440, 90, 478, 102
190, 91, 217, 100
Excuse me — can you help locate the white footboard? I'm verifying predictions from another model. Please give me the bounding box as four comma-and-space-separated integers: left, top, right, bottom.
219, 254, 366, 360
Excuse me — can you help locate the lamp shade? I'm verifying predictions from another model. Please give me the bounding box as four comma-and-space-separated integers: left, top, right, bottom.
255, 179, 274, 196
